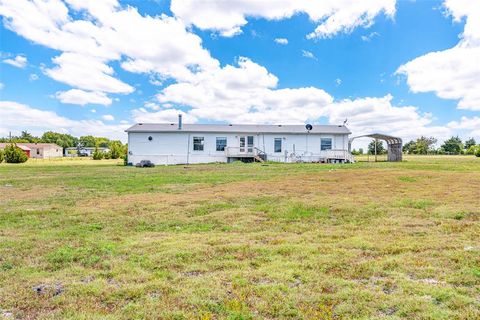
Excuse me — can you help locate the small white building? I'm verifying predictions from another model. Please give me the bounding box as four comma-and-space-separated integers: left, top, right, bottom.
126, 116, 353, 165
0, 143, 63, 159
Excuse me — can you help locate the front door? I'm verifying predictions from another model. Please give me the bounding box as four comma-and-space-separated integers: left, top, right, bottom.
239, 136, 254, 153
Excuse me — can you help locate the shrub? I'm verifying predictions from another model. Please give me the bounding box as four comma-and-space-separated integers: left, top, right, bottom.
4, 144, 28, 163
92, 147, 104, 160
103, 151, 112, 159
123, 154, 128, 166
0, 149, 4, 163
476, 147, 480, 158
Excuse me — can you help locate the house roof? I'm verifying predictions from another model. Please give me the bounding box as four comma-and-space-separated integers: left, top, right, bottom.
126, 123, 351, 134
0, 143, 31, 151
0, 143, 61, 149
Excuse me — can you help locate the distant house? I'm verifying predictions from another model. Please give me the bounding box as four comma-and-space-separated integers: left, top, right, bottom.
0, 143, 62, 159
64, 147, 110, 157
126, 115, 353, 165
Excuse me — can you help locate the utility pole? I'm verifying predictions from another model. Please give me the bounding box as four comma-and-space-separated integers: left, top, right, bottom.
374, 138, 378, 162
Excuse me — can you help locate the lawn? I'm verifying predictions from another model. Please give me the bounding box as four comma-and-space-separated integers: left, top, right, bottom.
0, 156, 479, 319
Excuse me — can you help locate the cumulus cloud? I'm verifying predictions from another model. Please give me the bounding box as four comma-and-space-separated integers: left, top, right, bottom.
326, 95, 452, 142
396, 0, 480, 111
29, 73, 39, 81
274, 38, 288, 45
0, 101, 128, 141
0, 0, 217, 102
301, 50, 317, 60
102, 114, 114, 121
155, 57, 332, 124
448, 116, 480, 138
171, 0, 396, 39
55, 89, 113, 106
3, 54, 27, 68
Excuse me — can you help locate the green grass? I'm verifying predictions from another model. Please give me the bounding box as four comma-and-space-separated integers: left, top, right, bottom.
0, 155, 479, 319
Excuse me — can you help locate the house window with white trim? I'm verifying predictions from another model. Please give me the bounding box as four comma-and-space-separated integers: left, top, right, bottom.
216, 137, 227, 151
274, 138, 282, 153
321, 138, 332, 151
193, 137, 204, 151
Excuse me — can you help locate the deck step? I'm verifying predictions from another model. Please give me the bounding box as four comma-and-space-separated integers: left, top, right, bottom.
254, 155, 264, 162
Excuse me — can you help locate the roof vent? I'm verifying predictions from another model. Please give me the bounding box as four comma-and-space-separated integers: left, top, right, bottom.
170, 123, 174, 125
178, 114, 183, 130
305, 124, 313, 131
278, 125, 282, 127
138, 123, 143, 125
228, 124, 233, 126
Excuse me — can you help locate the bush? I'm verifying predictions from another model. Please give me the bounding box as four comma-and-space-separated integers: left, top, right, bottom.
92, 147, 104, 160
123, 154, 128, 166
476, 147, 480, 158
103, 151, 112, 159
4, 144, 28, 163
0, 149, 4, 163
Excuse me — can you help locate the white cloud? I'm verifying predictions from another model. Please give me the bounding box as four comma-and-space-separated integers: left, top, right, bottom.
326, 95, 452, 142
132, 108, 198, 124
171, 0, 396, 39
29, 73, 39, 81
361, 31, 379, 42
0, 0, 218, 102
55, 89, 113, 106
3, 55, 27, 68
102, 114, 114, 121
335, 78, 342, 86
0, 101, 128, 141
302, 50, 316, 60
155, 57, 332, 124
45, 53, 134, 94
274, 38, 288, 45
448, 116, 480, 138
396, 0, 480, 111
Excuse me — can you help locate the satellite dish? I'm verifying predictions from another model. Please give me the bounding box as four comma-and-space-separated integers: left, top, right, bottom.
305, 124, 313, 131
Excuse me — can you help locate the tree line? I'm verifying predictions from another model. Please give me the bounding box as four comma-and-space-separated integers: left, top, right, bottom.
352, 136, 480, 157
0, 130, 128, 162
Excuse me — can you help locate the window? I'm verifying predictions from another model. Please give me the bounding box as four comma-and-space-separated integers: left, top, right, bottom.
216, 137, 227, 151
193, 137, 204, 151
247, 136, 254, 153
274, 138, 282, 153
321, 138, 332, 151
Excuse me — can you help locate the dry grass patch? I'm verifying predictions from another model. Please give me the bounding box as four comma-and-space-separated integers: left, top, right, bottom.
0, 157, 479, 319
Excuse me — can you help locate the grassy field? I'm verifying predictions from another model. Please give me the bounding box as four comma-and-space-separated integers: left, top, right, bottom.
0, 156, 479, 319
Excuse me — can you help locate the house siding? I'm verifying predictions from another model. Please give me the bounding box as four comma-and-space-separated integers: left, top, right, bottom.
128, 131, 351, 165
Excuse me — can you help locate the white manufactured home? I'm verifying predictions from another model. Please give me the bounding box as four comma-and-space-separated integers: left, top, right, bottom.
126, 116, 353, 165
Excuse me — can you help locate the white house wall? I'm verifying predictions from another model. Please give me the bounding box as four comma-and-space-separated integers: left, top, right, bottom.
128, 131, 350, 165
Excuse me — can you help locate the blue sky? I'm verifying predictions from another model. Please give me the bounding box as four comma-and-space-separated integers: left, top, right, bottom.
0, 0, 479, 143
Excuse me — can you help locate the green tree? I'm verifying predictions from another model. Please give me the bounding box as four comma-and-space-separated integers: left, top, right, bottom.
368, 140, 385, 155
476, 148, 480, 158
440, 136, 463, 155
466, 145, 478, 155
95, 137, 110, 148
108, 140, 124, 159
4, 144, 28, 163
20, 130, 40, 143
0, 149, 4, 163
92, 147, 104, 160
465, 138, 476, 150
79, 135, 97, 148
41, 131, 77, 149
